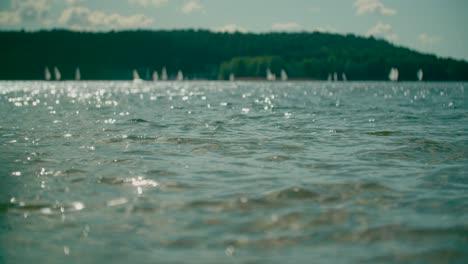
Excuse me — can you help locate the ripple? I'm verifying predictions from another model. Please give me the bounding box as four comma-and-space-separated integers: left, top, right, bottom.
335, 224, 468, 243
146, 169, 177, 176
63, 168, 88, 175
366, 131, 399, 136
128, 118, 150, 123
224, 235, 306, 249
98, 176, 158, 188
98, 176, 125, 185
261, 155, 293, 162
264, 187, 320, 201
367, 249, 467, 264
7, 201, 85, 215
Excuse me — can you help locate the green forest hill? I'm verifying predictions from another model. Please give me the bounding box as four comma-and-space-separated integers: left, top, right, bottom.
1, 29, 467, 81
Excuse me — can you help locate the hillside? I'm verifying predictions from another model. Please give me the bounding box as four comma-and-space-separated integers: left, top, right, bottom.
0, 29, 467, 81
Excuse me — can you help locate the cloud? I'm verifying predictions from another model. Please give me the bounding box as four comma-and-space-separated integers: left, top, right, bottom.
65, 0, 87, 5
181, 0, 203, 14
214, 24, 247, 33
128, 0, 169, 8
0, 11, 21, 25
11, 0, 52, 22
313, 26, 337, 33
272, 22, 303, 31
418, 33, 440, 45
0, 0, 53, 27
354, 0, 396, 16
59, 7, 153, 31
367, 22, 398, 42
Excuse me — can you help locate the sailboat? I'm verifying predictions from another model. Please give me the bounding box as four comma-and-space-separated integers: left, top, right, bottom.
229, 73, 235, 81
44, 67, 51, 81
281, 69, 288, 81
176, 70, 184, 81
75, 67, 81, 81
333, 72, 338, 82
327, 73, 332, 81
133, 69, 142, 83
161, 67, 168, 81
153, 71, 159, 81
54, 67, 61, 81
266, 68, 276, 81
342, 73, 347, 81
417, 69, 423, 81
389, 68, 399, 82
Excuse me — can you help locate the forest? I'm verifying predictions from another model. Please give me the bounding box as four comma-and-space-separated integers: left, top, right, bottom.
0, 29, 467, 81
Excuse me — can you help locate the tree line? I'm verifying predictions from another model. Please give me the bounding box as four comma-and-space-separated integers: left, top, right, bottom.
0, 29, 467, 81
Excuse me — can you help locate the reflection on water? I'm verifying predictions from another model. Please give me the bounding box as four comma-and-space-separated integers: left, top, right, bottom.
0, 81, 467, 263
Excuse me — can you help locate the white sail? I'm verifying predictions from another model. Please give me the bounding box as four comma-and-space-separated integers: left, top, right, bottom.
177, 70, 184, 81
266, 68, 276, 81
342, 73, 347, 81
45, 67, 51, 81
161, 67, 168, 81
327, 73, 332, 81
281, 69, 288, 81
153, 71, 159, 81
229, 73, 235, 81
133, 69, 142, 82
417, 69, 423, 81
389, 67, 399, 82
54, 67, 61, 81
75, 67, 81, 81
333, 72, 338, 82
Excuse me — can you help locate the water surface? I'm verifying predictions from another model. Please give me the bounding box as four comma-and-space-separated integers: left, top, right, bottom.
1, 81, 467, 263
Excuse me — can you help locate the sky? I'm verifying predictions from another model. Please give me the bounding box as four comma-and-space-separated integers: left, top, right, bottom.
1, 0, 467, 61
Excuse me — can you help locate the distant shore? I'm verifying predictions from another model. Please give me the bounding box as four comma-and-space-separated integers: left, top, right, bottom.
1, 30, 467, 81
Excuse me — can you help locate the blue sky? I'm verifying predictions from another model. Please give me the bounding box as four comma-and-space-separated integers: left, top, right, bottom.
1, 0, 467, 61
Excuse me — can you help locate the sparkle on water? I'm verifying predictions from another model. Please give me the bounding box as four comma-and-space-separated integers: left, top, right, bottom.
0, 81, 467, 263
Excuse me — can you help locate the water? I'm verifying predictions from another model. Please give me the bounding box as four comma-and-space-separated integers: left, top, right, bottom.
1, 81, 467, 263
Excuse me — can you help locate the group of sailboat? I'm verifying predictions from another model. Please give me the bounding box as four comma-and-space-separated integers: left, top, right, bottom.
327, 72, 347, 81
44, 66, 80, 81
45, 67, 61, 81
133, 67, 179, 82
388, 68, 424, 82
44, 66, 425, 82
265, 68, 289, 81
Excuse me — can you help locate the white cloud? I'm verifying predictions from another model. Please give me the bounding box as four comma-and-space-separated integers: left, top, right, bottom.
128, 0, 169, 8
313, 26, 337, 33
354, 0, 396, 16
181, 0, 203, 14
11, 0, 52, 22
59, 7, 153, 31
0, 0, 53, 27
66, 0, 87, 5
0, 11, 21, 25
214, 24, 247, 33
418, 33, 440, 45
367, 22, 398, 42
367, 22, 391, 35
272, 22, 302, 31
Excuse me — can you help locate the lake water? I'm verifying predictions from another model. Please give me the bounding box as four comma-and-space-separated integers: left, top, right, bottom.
0, 81, 467, 263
